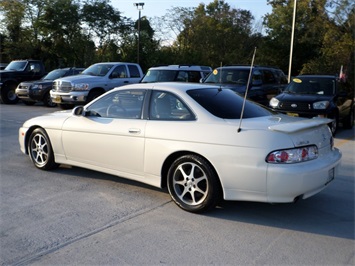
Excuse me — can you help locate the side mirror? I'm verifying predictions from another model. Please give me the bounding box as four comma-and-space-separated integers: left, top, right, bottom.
72, 106, 85, 116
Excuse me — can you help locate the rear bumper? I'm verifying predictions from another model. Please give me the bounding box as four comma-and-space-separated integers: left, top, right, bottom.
266, 147, 342, 203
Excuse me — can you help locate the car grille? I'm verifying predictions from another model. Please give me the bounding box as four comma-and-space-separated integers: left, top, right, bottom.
53, 81, 72, 92
279, 102, 311, 111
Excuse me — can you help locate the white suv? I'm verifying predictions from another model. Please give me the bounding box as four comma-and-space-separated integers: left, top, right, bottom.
140, 65, 212, 83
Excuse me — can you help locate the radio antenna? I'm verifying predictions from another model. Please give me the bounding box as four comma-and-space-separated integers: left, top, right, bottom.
237, 47, 257, 133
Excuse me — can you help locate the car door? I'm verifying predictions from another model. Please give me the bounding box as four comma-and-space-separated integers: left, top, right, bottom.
107, 65, 130, 89
61, 89, 147, 177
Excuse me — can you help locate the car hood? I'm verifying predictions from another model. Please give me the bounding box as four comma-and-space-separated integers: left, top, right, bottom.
23, 110, 72, 129
55, 74, 102, 83
276, 92, 334, 102
20, 80, 53, 86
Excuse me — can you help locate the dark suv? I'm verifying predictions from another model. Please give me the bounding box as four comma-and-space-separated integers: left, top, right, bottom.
140, 65, 212, 83
201, 65, 288, 106
269, 75, 354, 135
16, 67, 83, 107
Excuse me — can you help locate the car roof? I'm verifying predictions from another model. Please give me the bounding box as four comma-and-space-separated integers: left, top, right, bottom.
148, 65, 212, 71
118, 81, 220, 93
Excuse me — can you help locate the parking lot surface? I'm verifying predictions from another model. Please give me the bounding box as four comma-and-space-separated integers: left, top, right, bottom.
1, 103, 354, 265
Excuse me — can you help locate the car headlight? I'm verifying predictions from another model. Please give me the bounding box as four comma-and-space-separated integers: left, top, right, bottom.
266, 145, 318, 164
313, 101, 329, 109
269, 97, 279, 108
73, 83, 89, 91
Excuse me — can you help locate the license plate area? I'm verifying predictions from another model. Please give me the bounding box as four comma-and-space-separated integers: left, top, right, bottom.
325, 168, 335, 185
287, 112, 299, 117
53, 96, 62, 103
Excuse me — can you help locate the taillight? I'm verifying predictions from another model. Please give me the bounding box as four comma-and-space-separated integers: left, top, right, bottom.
266, 145, 318, 164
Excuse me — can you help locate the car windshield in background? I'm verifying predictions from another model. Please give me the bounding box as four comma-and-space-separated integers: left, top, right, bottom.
187, 88, 273, 119
43, 69, 68, 80
285, 77, 336, 96
4, 61, 27, 71
203, 68, 262, 85
82, 64, 114, 76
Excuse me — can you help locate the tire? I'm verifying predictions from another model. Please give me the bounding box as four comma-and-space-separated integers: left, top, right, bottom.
167, 154, 222, 213
87, 90, 103, 103
28, 128, 59, 170
328, 113, 339, 136
0, 83, 19, 104
343, 108, 354, 129
43, 91, 57, 107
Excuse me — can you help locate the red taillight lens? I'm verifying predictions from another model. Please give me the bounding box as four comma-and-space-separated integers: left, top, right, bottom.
266, 145, 318, 164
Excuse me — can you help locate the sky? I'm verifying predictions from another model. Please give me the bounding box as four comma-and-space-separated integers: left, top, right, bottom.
110, 0, 272, 21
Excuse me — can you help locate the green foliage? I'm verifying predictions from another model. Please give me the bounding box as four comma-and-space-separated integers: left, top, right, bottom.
0, 0, 353, 91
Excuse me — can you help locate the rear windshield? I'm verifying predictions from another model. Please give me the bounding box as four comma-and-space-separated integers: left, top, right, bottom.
187, 88, 273, 119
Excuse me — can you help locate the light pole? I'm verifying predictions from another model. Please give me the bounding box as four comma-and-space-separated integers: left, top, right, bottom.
134, 2, 144, 65
288, 0, 297, 83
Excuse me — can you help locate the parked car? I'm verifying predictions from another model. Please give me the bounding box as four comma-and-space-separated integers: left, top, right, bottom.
0, 59, 47, 104
15, 67, 84, 107
19, 83, 341, 213
269, 75, 354, 135
140, 65, 212, 83
201, 65, 288, 106
50, 62, 144, 109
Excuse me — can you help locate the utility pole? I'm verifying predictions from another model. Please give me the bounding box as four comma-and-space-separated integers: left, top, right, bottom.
133, 2, 144, 65
288, 0, 297, 83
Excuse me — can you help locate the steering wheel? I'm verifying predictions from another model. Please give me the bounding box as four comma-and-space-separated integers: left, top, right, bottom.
106, 104, 127, 117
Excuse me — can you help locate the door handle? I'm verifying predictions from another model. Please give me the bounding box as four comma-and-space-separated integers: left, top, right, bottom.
128, 128, 141, 134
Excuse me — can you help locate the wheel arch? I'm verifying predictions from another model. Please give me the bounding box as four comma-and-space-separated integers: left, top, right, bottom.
24, 126, 45, 154
160, 150, 222, 191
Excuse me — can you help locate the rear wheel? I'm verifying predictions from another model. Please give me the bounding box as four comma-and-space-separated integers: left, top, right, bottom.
167, 154, 222, 213
28, 128, 59, 170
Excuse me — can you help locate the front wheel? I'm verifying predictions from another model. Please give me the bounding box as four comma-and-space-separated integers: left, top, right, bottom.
0, 83, 19, 104
43, 91, 57, 107
167, 154, 222, 213
28, 128, 59, 170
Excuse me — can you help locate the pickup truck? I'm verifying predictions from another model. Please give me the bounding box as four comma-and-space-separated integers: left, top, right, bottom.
50, 62, 144, 109
0, 59, 47, 104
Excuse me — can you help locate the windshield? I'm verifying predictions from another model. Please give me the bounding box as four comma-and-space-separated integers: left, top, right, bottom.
43, 69, 67, 80
285, 77, 336, 96
82, 64, 114, 76
187, 88, 272, 119
4, 61, 27, 71
203, 68, 261, 85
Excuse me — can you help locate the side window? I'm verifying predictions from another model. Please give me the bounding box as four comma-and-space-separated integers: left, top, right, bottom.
128, 65, 141, 78
87, 89, 146, 119
263, 70, 276, 84
111, 65, 128, 79
149, 91, 194, 120
29, 62, 41, 73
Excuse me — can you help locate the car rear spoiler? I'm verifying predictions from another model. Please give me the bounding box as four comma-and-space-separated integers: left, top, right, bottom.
268, 117, 333, 133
